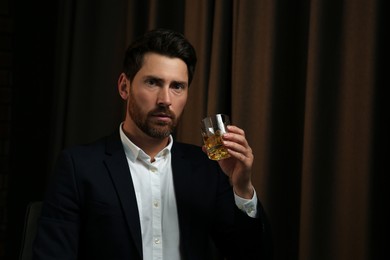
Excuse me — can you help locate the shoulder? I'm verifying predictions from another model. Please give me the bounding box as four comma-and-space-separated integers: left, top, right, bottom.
172, 141, 201, 151
60, 132, 121, 160
172, 141, 204, 157
52, 133, 123, 181
171, 141, 218, 167
62, 137, 106, 155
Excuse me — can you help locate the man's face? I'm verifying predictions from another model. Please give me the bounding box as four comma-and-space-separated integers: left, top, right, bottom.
125, 52, 189, 139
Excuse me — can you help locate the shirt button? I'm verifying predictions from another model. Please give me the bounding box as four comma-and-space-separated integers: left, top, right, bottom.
153, 201, 159, 208
154, 238, 160, 244
150, 168, 157, 173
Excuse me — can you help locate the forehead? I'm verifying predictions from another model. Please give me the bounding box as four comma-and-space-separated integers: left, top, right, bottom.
137, 52, 188, 82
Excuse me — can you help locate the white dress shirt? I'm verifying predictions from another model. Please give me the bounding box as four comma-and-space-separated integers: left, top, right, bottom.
119, 124, 257, 260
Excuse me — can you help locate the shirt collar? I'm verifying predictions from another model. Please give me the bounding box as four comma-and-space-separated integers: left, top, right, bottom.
119, 123, 173, 162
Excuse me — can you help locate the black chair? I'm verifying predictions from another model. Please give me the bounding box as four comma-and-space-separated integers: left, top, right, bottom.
19, 201, 42, 260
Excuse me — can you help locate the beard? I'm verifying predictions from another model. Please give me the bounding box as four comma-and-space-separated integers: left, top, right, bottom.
128, 93, 178, 139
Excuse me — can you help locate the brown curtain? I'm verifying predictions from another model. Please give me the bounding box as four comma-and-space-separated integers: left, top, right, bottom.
7, 0, 386, 259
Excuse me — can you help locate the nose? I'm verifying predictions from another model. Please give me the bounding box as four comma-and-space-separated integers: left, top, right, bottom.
157, 87, 172, 107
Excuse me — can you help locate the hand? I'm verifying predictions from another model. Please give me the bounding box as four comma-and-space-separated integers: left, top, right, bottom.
213, 125, 255, 199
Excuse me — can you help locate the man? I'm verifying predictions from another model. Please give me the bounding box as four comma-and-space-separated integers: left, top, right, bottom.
33, 29, 272, 259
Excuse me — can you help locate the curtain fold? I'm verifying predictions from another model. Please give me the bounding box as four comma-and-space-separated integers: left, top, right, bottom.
300, 1, 378, 259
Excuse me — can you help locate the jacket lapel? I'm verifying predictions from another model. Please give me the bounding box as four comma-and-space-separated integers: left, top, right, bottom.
103, 133, 143, 259
171, 144, 194, 203
171, 143, 194, 258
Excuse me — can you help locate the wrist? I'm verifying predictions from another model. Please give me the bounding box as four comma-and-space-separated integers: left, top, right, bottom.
234, 184, 254, 199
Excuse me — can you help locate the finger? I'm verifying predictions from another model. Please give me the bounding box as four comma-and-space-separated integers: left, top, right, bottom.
226, 147, 254, 168
226, 125, 245, 135
223, 130, 249, 148
201, 145, 207, 154
224, 141, 253, 160
223, 125, 253, 161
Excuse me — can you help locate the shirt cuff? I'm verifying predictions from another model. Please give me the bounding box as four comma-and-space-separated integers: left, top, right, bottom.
234, 189, 258, 218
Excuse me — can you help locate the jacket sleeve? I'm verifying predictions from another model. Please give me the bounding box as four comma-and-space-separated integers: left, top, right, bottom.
212, 167, 273, 260
33, 151, 81, 260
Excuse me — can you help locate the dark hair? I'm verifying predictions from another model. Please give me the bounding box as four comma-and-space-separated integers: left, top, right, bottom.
123, 28, 197, 85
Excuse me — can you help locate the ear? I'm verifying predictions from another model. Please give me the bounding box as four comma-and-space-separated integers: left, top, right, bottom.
118, 73, 129, 100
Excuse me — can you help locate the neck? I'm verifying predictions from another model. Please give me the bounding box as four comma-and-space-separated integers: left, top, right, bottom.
122, 122, 170, 160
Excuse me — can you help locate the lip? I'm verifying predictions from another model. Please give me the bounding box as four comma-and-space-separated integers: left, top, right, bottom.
152, 113, 172, 121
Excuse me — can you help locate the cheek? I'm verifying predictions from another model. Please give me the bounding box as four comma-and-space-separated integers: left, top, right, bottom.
131, 90, 154, 109
173, 95, 187, 115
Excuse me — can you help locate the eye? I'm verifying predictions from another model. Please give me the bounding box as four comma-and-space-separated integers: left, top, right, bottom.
171, 82, 187, 94
145, 78, 157, 86
173, 83, 184, 90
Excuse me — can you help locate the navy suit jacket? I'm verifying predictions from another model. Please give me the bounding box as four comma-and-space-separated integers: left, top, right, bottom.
33, 132, 272, 259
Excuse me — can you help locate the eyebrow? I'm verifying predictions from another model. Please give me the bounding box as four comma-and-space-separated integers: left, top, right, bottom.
144, 75, 164, 84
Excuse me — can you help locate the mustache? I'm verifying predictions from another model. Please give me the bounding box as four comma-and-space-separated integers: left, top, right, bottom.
148, 107, 176, 120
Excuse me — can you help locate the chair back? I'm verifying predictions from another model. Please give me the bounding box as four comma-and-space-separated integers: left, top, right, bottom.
19, 201, 43, 260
